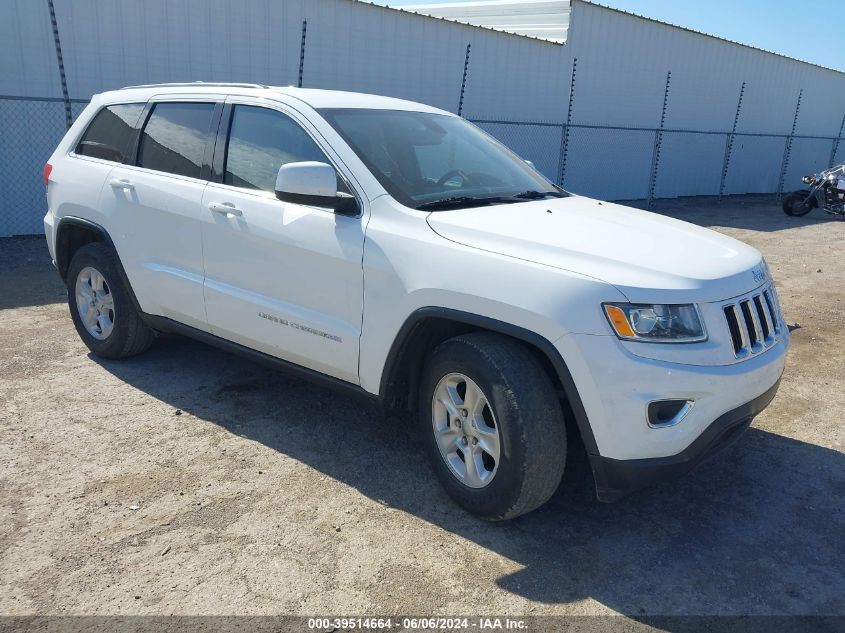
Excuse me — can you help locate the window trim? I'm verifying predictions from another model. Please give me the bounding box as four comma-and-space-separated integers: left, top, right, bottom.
212, 98, 364, 217
125, 100, 154, 165
210, 102, 233, 184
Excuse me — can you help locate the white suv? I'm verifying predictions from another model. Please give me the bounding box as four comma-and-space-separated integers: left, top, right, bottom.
43, 83, 788, 520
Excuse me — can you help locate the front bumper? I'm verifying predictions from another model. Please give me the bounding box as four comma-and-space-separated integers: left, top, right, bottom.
554, 328, 787, 501
557, 332, 787, 459
590, 377, 781, 501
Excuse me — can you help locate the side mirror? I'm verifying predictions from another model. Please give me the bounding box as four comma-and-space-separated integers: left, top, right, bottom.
275, 161, 358, 215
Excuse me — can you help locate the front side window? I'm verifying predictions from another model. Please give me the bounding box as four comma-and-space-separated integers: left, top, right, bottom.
76, 103, 144, 163
224, 105, 330, 192
138, 102, 215, 178
319, 108, 564, 209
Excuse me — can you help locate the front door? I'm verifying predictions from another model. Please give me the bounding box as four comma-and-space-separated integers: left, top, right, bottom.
200, 101, 366, 383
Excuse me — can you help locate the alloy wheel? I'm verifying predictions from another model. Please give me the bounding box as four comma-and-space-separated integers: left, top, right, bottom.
431, 372, 501, 488
74, 266, 115, 340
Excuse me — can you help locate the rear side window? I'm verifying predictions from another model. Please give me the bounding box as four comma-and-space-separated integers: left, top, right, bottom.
76, 103, 144, 163
138, 102, 216, 178
224, 105, 330, 191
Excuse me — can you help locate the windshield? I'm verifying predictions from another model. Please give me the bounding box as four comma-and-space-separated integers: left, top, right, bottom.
319, 108, 566, 210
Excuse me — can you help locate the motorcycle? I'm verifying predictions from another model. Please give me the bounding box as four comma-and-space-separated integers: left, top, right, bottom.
782, 163, 845, 218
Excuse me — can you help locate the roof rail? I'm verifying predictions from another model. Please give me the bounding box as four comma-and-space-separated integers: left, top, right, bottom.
119, 81, 269, 90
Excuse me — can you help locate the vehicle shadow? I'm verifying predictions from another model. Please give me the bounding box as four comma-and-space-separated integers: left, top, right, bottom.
92, 336, 845, 616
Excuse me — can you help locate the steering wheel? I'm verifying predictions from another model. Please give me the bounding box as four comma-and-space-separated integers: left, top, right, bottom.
437, 169, 472, 187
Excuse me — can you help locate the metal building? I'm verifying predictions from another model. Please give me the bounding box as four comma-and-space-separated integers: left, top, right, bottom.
398, 0, 571, 43
2, 0, 844, 236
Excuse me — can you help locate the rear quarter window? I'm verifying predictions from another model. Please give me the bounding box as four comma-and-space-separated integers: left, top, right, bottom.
75, 103, 145, 163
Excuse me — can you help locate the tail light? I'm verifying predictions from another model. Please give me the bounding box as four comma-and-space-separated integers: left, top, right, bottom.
43, 163, 53, 186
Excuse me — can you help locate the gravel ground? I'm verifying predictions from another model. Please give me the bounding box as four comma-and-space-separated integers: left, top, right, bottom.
0, 197, 843, 620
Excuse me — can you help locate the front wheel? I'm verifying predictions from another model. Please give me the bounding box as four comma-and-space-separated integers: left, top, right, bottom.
419, 333, 566, 520
782, 191, 813, 216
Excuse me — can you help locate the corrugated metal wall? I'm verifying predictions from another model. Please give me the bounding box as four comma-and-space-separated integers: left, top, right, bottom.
0, 0, 63, 98
561, 2, 845, 199
39, 0, 567, 118
2, 0, 845, 235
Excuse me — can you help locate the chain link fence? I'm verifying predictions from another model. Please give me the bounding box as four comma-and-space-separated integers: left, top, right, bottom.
471, 117, 845, 206
2, 94, 844, 236
0, 96, 87, 236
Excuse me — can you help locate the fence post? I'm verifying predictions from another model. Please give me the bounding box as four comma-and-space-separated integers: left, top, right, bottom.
777, 88, 803, 200
828, 112, 845, 167
557, 57, 577, 188
647, 70, 672, 209
719, 81, 746, 203
297, 19, 307, 88
457, 43, 471, 116
46, 0, 72, 128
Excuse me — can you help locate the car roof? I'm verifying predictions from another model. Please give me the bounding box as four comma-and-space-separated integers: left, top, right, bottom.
95, 83, 454, 115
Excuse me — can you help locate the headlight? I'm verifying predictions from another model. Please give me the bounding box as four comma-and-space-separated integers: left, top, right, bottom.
603, 303, 706, 343
802, 175, 816, 185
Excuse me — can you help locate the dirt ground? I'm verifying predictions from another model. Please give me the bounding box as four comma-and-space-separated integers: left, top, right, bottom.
0, 197, 843, 621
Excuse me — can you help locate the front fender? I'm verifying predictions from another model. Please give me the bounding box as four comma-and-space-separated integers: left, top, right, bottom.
378, 306, 602, 459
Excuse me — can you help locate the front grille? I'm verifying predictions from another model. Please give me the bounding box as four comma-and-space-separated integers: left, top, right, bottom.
723, 286, 781, 357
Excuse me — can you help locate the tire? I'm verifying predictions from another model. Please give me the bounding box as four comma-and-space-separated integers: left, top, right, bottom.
419, 332, 566, 520
782, 191, 813, 216
66, 242, 154, 359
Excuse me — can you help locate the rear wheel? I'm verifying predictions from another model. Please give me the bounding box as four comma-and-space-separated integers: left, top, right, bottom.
419, 332, 566, 520
782, 191, 813, 216
66, 242, 153, 359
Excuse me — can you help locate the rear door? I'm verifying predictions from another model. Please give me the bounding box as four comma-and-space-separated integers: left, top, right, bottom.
101, 96, 222, 329
200, 98, 366, 383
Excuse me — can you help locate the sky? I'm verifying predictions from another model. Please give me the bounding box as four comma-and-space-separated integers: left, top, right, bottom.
384, 0, 843, 71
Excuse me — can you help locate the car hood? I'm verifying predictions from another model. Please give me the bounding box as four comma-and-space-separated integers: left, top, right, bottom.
425, 196, 766, 303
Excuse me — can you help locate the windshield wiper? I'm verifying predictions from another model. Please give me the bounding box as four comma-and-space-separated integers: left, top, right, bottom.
415, 190, 565, 211
414, 195, 520, 211
512, 190, 566, 199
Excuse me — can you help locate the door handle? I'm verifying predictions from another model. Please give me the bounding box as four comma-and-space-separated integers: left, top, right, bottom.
208, 201, 243, 217
109, 178, 135, 191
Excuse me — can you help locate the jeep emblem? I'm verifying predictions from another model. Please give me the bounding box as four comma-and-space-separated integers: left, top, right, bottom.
752, 267, 766, 284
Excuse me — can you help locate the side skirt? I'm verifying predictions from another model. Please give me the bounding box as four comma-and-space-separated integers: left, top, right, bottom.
140, 314, 381, 407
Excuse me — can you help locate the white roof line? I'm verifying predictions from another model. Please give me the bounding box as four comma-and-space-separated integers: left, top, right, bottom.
120, 81, 270, 90
100, 84, 455, 115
